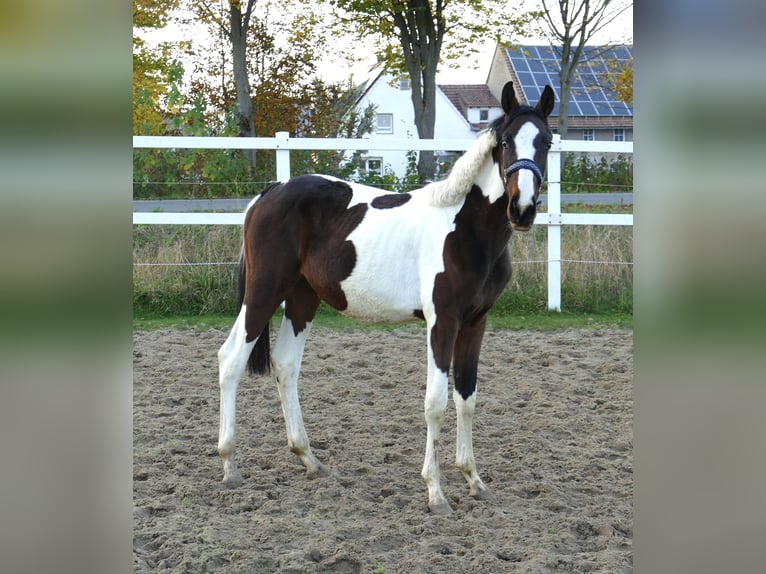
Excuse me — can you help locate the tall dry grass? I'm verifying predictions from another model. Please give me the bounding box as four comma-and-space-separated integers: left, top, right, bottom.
502, 225, 633, 313
133, 225, 242, 316
133, 223, 632, 317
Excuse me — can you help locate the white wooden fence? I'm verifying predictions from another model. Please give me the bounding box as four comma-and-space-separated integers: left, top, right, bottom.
133, 133, 633, 311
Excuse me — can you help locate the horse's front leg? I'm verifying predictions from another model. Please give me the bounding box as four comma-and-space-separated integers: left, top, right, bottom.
453, 317, 492, 500
422, 317, 458, 514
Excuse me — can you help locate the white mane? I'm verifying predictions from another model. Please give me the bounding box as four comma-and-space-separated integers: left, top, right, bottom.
425, 129, 498, 207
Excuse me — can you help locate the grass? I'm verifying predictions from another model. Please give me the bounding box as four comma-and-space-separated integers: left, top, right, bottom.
133, 211, 633, 327
133, 305, 631, 332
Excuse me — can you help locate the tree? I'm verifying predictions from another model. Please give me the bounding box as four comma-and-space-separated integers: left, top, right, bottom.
133, 0, 182, 134
191, 0, 259, 171
536, 0, 632, 137
330, 0, 532, 182
607, 57, 633, 105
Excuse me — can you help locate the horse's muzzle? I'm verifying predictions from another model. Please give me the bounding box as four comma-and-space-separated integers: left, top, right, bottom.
509, 197, 537, 232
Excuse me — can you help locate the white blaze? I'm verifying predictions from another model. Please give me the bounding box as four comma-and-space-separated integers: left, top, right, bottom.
514, 122, 541, 211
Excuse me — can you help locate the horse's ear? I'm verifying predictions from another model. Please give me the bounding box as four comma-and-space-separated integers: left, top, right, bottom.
536, 85, 555, 118
501, 82, 519, 115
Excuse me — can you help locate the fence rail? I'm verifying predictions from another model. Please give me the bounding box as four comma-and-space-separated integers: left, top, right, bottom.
133, 133, 633, 311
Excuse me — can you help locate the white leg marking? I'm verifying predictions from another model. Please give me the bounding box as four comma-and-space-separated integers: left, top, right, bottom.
272, 316, 329, 477
454, 389, 491, 499
217, 305, 256, 487
421, 334, 451, 513
515, 122, 541, 211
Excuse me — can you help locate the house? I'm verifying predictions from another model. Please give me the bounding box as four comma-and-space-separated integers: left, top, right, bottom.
351, 67, 482, 179
438, 84, 503, 131
350, 44, 633, 178
487, 44, 633, 144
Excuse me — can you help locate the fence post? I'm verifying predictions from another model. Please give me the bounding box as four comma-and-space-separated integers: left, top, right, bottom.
275, 131, 291, 182
547, 135, 562, 311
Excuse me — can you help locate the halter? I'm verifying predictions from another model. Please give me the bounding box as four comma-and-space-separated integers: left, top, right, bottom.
502, 158, 545, 223
504, 158, 544, 185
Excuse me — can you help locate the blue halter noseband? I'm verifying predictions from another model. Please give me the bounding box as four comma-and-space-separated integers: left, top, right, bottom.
504, 158, 544, 184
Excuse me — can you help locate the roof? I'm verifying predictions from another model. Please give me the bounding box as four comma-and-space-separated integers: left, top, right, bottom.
438, 84, 501, 115
505, 45, 633, 118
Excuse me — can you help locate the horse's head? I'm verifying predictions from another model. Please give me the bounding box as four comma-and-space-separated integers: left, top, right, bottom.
493, 82, 555, 232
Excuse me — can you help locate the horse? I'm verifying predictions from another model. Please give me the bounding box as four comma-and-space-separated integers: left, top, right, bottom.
216, 81, 555, 514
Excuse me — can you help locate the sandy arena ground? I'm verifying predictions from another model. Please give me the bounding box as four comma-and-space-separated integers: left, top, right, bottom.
134, 325, 632, 573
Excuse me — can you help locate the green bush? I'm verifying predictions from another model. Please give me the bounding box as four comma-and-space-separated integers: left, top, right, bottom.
561, 153, 633, 193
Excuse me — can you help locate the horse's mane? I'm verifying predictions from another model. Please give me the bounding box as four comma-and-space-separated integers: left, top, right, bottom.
425, 128, 498, 207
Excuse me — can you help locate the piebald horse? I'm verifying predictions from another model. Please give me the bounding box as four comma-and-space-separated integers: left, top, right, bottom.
217, 81, 555, 514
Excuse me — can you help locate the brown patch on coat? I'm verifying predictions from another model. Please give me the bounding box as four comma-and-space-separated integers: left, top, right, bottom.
371, 193, 411, 209
240, 176, 368, 341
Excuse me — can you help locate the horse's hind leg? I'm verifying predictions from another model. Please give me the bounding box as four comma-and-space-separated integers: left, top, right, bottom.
217, 305, 255, 488
453, 318, 492, 500
272, 279, 329, 477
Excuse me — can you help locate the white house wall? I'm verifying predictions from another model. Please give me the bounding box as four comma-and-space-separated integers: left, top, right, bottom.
354, 74, 476, 179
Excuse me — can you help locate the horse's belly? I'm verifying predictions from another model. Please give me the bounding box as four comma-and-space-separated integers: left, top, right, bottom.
340, 265, 423, 323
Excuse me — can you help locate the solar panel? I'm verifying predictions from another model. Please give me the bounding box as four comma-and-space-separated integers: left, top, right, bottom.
506, 45, 633, 117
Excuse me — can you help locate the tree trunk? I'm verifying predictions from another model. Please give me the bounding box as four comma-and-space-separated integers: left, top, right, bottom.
229, 2, 257, 172
394, 0, 442, 183
558, 75, 571, 138
409, 66, 437, 182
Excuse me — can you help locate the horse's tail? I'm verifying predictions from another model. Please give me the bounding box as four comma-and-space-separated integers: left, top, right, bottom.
235, 246, 272, 376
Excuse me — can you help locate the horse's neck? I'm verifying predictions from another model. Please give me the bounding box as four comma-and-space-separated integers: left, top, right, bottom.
442, 183, 512, 270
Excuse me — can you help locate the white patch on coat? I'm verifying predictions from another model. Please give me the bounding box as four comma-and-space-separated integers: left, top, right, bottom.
339, 188, 463, 322
421, 328, 451, 509
271, 316, 313, 455
217, 304, 256, 486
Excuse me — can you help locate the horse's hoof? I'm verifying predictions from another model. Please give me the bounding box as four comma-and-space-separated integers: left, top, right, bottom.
471, 483, 494, 501
428, 501, 453, 515
222, 469, 243, 489
307, 461, 331, 479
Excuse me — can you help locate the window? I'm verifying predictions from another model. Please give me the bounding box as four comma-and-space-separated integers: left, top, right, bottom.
375, 113, 393, 134
479, 108, 489, 122
613, 128, 625, 142
366, 158, 383, 175
582, 128, 594, 141
399, 76, 410, 90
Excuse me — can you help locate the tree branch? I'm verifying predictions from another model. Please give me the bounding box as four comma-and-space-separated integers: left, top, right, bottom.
241, 0, 257, 31
197, 0, 231, 38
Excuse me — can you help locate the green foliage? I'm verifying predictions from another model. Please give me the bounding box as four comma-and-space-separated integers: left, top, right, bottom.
352, 150, 420, 192
133, 77, 375, 199
133, 0, 180, 29
328, 0, 535, 73
561, 153, 633, 193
